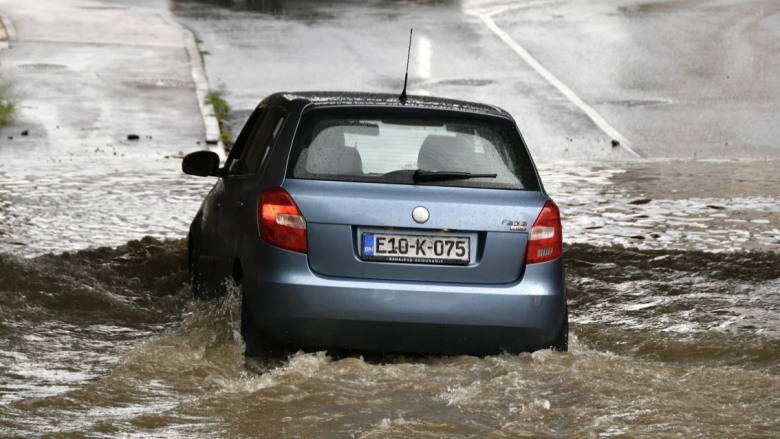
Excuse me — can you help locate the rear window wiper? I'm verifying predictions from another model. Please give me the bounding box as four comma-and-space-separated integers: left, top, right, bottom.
413, 169, 498, 182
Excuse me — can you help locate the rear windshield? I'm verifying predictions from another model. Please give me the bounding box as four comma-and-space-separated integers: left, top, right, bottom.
286, 107, 539, 190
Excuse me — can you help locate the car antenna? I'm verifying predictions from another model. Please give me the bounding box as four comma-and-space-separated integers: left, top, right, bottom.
399, 28, 413, 105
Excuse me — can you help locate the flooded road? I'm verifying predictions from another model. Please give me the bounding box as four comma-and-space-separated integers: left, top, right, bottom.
0, 159, 210, 255
1, 241, 779, 437
1, 0, 779, 437
2, 160, 779, 437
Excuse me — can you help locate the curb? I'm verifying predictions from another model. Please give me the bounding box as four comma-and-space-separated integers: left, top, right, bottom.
150, 13, 226, 160
163, 15, 226, 161
181, 26, 226, 160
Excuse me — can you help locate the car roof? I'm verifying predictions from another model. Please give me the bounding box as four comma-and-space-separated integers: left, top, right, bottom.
265, 91, 513, 119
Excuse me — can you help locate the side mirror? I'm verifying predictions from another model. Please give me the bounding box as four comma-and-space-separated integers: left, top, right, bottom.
182, 151, 220, 177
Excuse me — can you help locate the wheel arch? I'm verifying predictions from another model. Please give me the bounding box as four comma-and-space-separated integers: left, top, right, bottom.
232, 257, 243, 283
188, 208, 204, 265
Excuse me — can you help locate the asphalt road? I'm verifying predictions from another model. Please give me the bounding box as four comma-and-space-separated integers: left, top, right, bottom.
140, 0, 780, 162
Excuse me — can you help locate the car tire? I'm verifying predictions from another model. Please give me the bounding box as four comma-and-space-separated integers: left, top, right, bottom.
240, 282, 284, 357
551, 305, 569, 352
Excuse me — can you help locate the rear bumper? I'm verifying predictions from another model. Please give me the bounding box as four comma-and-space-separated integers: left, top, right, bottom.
243, 246, 566, 355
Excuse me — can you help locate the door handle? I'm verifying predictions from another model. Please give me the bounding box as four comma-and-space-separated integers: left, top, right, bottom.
215, 201, 221, 210
236, 201, 244, 209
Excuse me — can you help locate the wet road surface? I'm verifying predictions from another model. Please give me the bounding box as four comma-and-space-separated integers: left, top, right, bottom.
170, 0, 780, 161
1, 0, 780, 437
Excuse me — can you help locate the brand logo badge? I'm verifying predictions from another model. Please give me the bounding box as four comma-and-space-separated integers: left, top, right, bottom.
412, 206, 430, 224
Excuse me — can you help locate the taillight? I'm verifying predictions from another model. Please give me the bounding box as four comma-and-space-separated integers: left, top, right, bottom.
259, 188, 307, 253
526, 200, 562, 264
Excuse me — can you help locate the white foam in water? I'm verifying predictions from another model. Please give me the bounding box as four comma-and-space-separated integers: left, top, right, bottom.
530, 399, 551, 410
437, 380, 484, 407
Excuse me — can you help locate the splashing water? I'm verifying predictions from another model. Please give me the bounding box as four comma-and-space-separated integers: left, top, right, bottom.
1, 236, 778, 437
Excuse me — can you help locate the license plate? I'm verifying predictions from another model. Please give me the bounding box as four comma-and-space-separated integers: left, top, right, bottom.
361, 233, 470, 265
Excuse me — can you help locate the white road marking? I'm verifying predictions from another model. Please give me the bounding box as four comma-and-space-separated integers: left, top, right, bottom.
483, 0, 554, 18
417, 36, 432, 79
466, 4, 642, 158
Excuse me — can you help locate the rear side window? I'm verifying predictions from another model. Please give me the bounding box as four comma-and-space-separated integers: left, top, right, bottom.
243, 107, 287, 173
229, 107, 287, 176
287, 107, 539, 190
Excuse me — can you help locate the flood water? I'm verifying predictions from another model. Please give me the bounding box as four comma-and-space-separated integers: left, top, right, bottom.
1, 158, 779, 438
2, 0, 779, 435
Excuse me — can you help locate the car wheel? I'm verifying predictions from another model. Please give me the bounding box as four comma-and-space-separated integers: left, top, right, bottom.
240, 282, 284, 357
551, 305, 569, 352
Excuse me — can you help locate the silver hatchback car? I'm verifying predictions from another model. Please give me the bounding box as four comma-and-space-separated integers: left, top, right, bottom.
183, 92, 567, 356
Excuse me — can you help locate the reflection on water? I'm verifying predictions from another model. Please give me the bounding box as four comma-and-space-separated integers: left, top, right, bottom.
2, 159, 778, 257
539, 160, 780, 253
0, 238, 778, 437
0, 159, 212, 257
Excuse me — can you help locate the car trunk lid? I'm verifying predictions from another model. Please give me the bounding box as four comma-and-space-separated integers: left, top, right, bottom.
283, 179, 546, 284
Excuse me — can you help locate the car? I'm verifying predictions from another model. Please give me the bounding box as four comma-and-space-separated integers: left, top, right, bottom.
183, 91, 567, 356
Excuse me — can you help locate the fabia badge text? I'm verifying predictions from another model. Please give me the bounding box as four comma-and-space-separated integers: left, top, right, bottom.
502, 219, 528, 231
